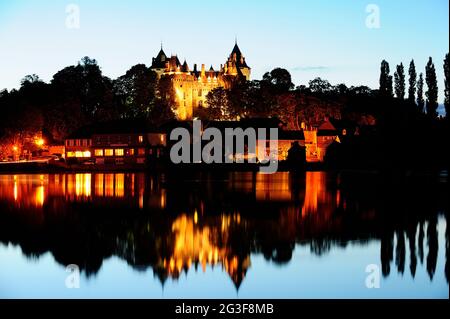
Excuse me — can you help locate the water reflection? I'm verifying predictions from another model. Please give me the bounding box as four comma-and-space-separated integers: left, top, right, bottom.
0, 171, 448, 292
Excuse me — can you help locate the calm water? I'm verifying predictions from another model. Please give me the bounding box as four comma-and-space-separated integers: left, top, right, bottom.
0, 171, 448, 299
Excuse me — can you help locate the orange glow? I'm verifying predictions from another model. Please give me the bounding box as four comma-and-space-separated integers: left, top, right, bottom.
73, 151, 91, 158
114, 149, 124, 157
75, 174, 91, 197
105, 149, 114, 157
115, 174, 125, 197
105, 174, 114, 196
35, 185, 45, 207
13, 179, 18, 201
194, 210, 198, 224
164, 214, 248, 285
95, 174, 104, 196
35, 138, 45, 147
95, 149, 104, 157
12, 145, 18, 152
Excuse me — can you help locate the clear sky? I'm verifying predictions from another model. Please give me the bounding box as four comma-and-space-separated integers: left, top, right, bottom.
0, 0, 448, 102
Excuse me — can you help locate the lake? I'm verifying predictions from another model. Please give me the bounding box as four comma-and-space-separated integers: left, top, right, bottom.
0, 171, 448, 298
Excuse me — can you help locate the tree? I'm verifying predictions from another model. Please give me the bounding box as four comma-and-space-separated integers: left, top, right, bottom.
408, 60, 417, 103
379, 60, 393, 97
308, 77, 333, 94
417, 73, 425, 113
425, 57, 438, 118
205, 87, 231, 120
114, 64, 158, 119
444, 53, 449, 117
261, 68, 294, 93
394, 63, 405, 99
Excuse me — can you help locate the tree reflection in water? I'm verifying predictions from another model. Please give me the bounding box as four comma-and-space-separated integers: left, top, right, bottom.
0, 171, 448, 288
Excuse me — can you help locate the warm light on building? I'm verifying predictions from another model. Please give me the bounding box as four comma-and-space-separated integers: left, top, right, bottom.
95, 149, 104, 157
74, 151, 91, 158
114, 149, 124, 157
105, 149, 114, 157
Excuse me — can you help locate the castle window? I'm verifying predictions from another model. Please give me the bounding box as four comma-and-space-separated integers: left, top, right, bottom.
198, 101, 203, 108
198, 90, 202, 97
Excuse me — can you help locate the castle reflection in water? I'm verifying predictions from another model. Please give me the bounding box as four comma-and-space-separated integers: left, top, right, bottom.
0, 171, 448, 288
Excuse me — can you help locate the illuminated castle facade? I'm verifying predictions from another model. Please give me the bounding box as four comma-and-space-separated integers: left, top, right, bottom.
151, 42, 251, 120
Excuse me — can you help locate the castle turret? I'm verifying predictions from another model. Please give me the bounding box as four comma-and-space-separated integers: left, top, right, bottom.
201, 64, 206, 77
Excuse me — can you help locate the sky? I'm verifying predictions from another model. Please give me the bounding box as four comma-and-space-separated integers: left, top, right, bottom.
0, 0, 449, 102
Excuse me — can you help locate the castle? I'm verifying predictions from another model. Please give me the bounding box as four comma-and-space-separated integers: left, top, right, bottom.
151, 42, 251, 120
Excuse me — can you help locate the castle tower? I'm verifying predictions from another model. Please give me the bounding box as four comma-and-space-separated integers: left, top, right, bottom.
226, 41, 251, 80
150, 45, 168, 78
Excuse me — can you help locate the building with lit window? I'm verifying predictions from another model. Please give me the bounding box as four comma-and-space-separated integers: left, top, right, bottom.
65, 132, 93, 164
64, 120, 166, 167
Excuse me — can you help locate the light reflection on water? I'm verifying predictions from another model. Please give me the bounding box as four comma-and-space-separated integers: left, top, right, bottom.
0, 171, 448, 298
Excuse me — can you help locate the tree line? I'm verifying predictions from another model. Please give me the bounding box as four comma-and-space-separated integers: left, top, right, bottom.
0, 53, 448, 164
380, 55, 449, 118
0, 57, 174, 152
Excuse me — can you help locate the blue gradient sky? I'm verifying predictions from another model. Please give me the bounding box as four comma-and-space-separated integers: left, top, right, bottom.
0, 0, 448, 101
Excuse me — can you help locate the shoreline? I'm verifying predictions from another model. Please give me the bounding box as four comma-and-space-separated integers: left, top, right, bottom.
0, 161, 447, 177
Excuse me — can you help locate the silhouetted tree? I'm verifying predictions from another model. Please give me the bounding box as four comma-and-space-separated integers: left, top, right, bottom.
408, 60, 417, 103
425, 57, 438, 118
394, 63, 405, 99
261, 68, 294, 93
417, 73, 425, 113
286, 141, 306, 169
395, 230, 406, 274
379, 60, 393, 97
426, 215, 438, 280
407, 222, 417, 277
381, 232, 394, 277
309, 77, 333, 94
444, 53, 449, 117
418, 221, 425, 264
205, 87, 231, 120
446, 214, 449, 282
113, 64, 158, 119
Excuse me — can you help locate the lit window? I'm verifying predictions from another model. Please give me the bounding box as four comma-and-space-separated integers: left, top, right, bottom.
128, 149, 135, 156
83, 151, 91, 158
105, 149, 114, 156
67, 152, 75, 158
75, 151, 83, 158
139, 136, 144, 143
95, 149, 104, 157
138, 148, 146, 156
115, 149, 124, 157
